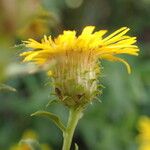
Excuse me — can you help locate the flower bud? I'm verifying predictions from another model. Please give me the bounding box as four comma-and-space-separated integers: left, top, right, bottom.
51, 52, 100, 107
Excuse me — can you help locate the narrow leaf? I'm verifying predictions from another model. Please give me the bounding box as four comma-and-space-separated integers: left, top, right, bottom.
75, 143, 79, 150
46, 99, 59, 108
31, 111, 66, 132
0, 84, 17, 92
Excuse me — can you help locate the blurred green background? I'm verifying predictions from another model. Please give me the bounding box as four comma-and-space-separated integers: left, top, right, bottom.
0, 0, 150, 150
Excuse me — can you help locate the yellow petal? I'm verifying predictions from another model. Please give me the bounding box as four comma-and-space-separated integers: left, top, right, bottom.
100, 54, 131, 74
80, 26, 95, 36
102, 27, 128, 41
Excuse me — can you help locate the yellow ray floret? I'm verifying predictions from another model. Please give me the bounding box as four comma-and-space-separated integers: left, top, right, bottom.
20, 26, 139, 73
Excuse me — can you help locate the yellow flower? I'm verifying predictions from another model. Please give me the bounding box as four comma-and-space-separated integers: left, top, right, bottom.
21, 26, 139, 73
22, 129, 38, 140
137, 116, 150, 150
139, 144, 150, 150
9, 144, 31, 150
20, 26, 139, 107
138, 116, 150, 143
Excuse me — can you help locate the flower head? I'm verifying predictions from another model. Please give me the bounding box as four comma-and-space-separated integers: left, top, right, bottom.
137, 116, 150, 150
9, 144, 31, 150
20, 26, 139, 107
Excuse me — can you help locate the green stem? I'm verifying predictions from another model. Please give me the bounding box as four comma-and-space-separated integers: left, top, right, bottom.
62, 107, 83, 150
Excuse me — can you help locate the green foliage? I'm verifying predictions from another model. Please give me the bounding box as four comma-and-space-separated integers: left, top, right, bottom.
0, 84, 17, 92
31, 111, 66, 132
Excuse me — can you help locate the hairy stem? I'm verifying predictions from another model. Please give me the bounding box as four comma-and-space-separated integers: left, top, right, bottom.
62, 107, 83, 150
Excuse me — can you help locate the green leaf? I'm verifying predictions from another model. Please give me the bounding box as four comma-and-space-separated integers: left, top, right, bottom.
0, 84, 17, 92
19, 139, 41, 150
31, 110, 66, 132
46, 99, 59, 108
75, 143, 79, 150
